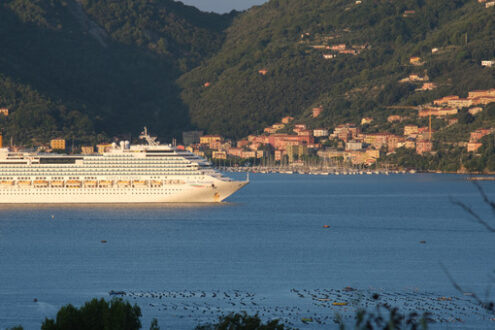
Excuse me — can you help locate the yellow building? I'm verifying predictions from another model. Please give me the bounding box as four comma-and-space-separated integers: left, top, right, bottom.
97, 143, 113, 154
404, 125, 419, 136
50, 139, 66, 150
81, 146, 94, 154
200, 135, 222, 145
212, 151, 227, 160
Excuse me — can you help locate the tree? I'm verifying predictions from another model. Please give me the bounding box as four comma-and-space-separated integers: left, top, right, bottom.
41, 298, 142, 330
196, 312, 285, 330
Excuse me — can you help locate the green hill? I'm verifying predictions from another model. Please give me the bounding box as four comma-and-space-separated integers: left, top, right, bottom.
0, 0, 233, 146
178, 0, 495, 138
0, 0, 494, 148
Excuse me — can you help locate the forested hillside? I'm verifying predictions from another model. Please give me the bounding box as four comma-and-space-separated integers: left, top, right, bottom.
0, 0, 494, 146
178, 0, 495, 138
0, 0, 233, 145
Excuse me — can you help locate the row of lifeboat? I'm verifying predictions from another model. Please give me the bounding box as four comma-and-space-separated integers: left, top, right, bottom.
0, 179, 186, 188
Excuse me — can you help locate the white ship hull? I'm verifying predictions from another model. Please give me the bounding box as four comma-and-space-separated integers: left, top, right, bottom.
0, 178, 248, 204
0, 128, 248, 204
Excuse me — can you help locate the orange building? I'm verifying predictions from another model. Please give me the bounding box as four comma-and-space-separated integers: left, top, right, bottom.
212, 151, 227, 160
200, 135, 222, 145
281, 116, 294, 124
268, 134, 314, 150
387, 115, 402, 123
81, 146, 94, 154
467, 142, 483, 152
50, 139, 66, 150
97, 144, 113, 154
470, 129, 494, 142
416, 140, 433, 154
312, 107, 323, 118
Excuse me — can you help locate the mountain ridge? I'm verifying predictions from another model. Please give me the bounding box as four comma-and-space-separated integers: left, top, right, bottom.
0, 0, 494, 147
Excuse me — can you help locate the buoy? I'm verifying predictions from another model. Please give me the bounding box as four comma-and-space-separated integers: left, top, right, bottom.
323, 225, 330, 228
419, 240, 426, 244
33, 298, 38, 302
101, 240, 107, 243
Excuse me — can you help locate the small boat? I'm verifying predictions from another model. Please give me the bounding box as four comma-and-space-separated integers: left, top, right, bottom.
332, 302, 348, 306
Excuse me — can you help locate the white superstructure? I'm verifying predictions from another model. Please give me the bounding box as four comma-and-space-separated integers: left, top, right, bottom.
0, 129, 248, 203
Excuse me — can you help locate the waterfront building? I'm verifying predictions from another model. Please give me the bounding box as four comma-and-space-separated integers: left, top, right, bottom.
50, 139, 66, 151
81, 146, 94, 154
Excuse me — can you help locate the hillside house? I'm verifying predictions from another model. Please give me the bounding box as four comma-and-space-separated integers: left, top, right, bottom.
419, 82, 437, 91
467, 142, 483, 153
469, 107, 483, 115
434, 95, 459, 105
281, 116, 294, 124
267, 134, 314, 150
313, 128, 329, 137
323, 54, 336, 60
0, 108, 8, 116
387, 115, 402, 122
200, 135, 223, 145
404, 125, 419, 137
312, 107, 323, 118
481, 60, 494, 67
416, 140, 433, 155
409, 56, 422, 65
361, 117, 373, 125
470, 128, 494, 142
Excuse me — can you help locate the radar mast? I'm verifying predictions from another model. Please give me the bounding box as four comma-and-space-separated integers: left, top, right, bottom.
139, 127, 160, 146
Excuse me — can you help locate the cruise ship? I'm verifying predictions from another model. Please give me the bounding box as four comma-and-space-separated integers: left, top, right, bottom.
0, 128, 248, 203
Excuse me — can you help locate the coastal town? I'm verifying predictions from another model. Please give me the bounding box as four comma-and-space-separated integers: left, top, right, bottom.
2, 87, 494, 174
180, 88, 495, 173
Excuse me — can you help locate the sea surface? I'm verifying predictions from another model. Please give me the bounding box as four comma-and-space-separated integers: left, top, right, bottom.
0, 173, 494, 329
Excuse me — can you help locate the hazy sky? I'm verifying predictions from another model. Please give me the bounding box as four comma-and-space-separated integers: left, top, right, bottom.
180, 0, 267, 13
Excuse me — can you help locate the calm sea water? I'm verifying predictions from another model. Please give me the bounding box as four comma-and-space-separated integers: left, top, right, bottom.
1, 173, 494, 329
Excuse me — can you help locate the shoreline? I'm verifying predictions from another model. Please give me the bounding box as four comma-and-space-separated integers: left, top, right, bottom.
216, 166, 495, 178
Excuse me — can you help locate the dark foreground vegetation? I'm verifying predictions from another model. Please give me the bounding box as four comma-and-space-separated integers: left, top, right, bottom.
7, 296, 434, 330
